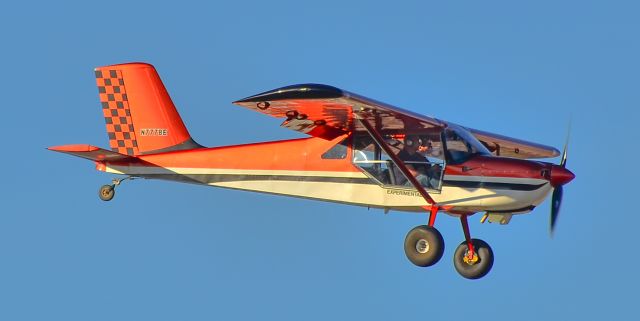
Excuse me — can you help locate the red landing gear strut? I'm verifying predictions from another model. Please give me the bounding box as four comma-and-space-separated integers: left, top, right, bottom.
460, 214, 477, 264
428, 205, 438, 227
453, 213, 494, 279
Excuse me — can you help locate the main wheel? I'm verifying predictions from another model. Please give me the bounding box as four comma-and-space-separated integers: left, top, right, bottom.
404, 225, 445, 267
99, 184, 115, 201
453, 239, 494, 279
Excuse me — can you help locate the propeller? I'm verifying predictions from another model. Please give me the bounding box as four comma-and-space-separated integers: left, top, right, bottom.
550, 183, 563, 236
550, 125, 571, 236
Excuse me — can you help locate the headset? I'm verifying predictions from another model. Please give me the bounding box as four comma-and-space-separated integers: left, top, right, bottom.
405, 136, 421, 147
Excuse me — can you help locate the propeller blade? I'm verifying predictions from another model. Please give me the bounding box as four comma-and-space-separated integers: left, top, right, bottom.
550, 186, 563, 236
560, 140, 568, 168
551, 121, 571, 236
560, 121, 571, 167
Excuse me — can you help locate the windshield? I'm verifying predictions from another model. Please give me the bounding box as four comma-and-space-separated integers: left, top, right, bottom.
444, 124, 491, 164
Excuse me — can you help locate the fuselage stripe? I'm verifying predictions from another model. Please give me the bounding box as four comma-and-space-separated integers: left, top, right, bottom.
130, 172, 548, 191
443, 180, 547, 191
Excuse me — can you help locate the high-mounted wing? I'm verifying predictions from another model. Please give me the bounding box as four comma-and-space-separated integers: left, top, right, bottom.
234, 83, 559, 159
464, 127, 560, 159
233, 84, 445, 140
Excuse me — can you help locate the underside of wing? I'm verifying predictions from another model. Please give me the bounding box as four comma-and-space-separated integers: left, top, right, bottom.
465, 127, 560, 159
234, 83, 559, 159
233, 84, 445, 140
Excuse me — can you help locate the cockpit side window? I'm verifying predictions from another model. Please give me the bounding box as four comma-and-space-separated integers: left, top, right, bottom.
352, 133, 445, 190
321, 137, 349, 159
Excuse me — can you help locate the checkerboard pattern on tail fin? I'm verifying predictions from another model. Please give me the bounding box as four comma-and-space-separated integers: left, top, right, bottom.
94, 63, 200, 156
95, 69, 138, 155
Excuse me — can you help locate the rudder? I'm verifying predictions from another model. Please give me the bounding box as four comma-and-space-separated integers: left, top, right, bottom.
95, 63, 201, 155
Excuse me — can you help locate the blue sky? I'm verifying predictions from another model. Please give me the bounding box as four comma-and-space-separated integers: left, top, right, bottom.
1, 1, 638, 320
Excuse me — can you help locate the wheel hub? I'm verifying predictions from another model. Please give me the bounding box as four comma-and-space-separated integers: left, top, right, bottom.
463, 251, 479, 265
416, 239, 430, 254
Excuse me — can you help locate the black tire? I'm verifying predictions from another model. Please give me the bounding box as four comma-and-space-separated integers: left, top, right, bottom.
453, 239, 494, 279
99, 184, 115, 201
404, 225, 445, 267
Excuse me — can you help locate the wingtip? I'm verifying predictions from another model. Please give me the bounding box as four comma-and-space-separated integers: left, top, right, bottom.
233, 83, 343, 103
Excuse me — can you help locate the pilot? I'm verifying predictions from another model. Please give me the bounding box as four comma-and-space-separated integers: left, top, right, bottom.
397, 136, 436, 188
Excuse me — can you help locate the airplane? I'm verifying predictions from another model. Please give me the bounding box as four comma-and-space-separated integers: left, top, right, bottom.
49, 62, 575, 279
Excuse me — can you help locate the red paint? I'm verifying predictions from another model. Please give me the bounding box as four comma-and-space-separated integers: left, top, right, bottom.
446, 156, 548, 179
428, 206, 438, 226
550, 165, 575, 187
460, 215, 475, 259
445, 155, 575, 189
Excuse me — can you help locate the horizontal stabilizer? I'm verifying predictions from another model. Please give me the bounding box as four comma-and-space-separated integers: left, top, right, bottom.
47, 144, 136, 162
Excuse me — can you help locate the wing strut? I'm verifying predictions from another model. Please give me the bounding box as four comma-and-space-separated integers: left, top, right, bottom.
355, 114, 436, 206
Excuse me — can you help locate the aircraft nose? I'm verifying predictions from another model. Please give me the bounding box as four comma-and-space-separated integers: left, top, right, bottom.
550, 165, 575, 187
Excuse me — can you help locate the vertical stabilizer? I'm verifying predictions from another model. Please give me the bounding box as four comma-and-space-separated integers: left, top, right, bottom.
94, 63, 201, 155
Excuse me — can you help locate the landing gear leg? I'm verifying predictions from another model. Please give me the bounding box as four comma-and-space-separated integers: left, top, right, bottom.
404, 206, 445, 267
453, 214, 494, 279
98, 176, 137, 202
357, 116, 445, 269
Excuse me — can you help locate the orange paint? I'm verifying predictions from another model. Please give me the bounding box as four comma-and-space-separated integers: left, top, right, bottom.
121, 134, 358, 173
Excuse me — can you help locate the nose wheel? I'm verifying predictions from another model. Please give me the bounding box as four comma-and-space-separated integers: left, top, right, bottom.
453, 215, 494, 279
453, 238, 494, 279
